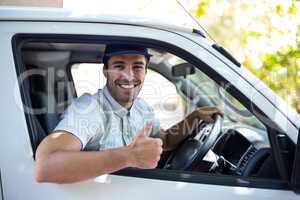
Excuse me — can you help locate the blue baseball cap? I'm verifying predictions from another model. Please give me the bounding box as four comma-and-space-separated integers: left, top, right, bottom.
103, 44, 152, 64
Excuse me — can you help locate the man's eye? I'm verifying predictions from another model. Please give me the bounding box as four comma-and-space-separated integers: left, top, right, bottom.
133, 66, 144, 70
114, 65, 124, 69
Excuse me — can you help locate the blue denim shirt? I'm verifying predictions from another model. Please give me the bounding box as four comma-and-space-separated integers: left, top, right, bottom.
54, 86, 160, 151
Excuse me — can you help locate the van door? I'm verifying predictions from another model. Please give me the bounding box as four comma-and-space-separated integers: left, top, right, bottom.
1, 18, 299, 200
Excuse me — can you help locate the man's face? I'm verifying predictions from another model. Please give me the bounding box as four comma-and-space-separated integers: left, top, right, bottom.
104, 54, 147, 108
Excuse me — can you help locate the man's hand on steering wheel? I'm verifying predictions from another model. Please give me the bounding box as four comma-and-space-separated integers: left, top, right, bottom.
190, 106, 224, 123
162, 106, 224, 170
155, 106, 224, 152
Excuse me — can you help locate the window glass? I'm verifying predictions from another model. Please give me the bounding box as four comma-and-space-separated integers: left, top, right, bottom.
139, 70, 185, 129
186, 69, 267, 131
71, 63, 106, 97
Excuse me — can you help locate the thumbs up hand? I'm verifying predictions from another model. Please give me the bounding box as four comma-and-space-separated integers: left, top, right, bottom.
127, 122, 163, 169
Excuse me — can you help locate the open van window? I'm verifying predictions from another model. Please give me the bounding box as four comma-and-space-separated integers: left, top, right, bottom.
13, 34, 295, 188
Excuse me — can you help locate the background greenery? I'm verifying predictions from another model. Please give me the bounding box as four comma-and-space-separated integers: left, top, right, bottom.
192, 0, 300, 113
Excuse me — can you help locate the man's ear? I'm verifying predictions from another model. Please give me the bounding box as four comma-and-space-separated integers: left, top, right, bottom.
103, 65, 108, 78
145, 61, 149, 73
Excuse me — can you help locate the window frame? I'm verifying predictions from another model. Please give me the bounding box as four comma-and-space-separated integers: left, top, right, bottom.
12, 33, 292, 190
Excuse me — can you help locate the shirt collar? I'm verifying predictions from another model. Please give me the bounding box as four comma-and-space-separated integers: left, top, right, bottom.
102, 86, 134, 118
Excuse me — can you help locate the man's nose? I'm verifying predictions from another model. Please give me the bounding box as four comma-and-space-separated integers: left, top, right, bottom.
122, 66, 134, 81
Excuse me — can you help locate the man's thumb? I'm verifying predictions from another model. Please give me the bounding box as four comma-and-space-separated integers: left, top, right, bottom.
132, 122, 152, 143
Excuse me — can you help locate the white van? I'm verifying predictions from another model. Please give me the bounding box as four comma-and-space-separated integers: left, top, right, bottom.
0, 6, 300, 200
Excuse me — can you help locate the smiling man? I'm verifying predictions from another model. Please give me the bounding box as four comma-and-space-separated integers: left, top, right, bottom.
34, 44, 223, 183
103, 45, 148, 108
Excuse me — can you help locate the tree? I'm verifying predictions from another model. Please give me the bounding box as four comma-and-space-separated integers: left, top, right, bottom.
193, 0, 300, 113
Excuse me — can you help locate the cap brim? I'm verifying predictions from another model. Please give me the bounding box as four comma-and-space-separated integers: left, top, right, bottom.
105, 50, 152, 58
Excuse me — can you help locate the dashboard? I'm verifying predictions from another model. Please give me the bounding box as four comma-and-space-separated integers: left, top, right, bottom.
206, 128, 279, 178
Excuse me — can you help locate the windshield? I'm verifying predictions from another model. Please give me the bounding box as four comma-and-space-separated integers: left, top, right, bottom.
176, 64, 266, 131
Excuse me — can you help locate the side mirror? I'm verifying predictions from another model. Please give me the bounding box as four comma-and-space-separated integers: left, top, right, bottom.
172, 63, 195, 78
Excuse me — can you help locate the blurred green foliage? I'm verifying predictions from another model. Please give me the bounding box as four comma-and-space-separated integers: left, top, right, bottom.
193, 0, 300, 113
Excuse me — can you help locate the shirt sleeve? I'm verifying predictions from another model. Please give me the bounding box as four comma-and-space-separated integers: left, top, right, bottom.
54, 93, 102, 149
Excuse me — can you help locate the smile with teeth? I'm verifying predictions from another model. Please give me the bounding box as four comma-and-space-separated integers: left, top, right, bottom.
118, 84, 138, 89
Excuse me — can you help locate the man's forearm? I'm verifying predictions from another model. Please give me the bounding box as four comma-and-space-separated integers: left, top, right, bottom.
35, 146, 132, 184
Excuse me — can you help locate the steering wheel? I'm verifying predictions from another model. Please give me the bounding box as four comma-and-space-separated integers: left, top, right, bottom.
164, 114, 223, 170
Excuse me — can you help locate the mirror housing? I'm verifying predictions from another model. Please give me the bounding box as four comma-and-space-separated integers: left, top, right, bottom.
172, 63, 195, 78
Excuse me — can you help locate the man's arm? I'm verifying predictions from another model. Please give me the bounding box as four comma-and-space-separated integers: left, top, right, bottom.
35, 123, 162, 184
155, 106, 223, 151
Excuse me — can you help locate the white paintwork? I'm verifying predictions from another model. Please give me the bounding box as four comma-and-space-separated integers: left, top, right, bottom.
0, 7, 299, 200
0, 6, 194, 35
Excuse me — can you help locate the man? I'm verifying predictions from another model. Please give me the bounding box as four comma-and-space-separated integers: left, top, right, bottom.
35, 44, 223, 184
